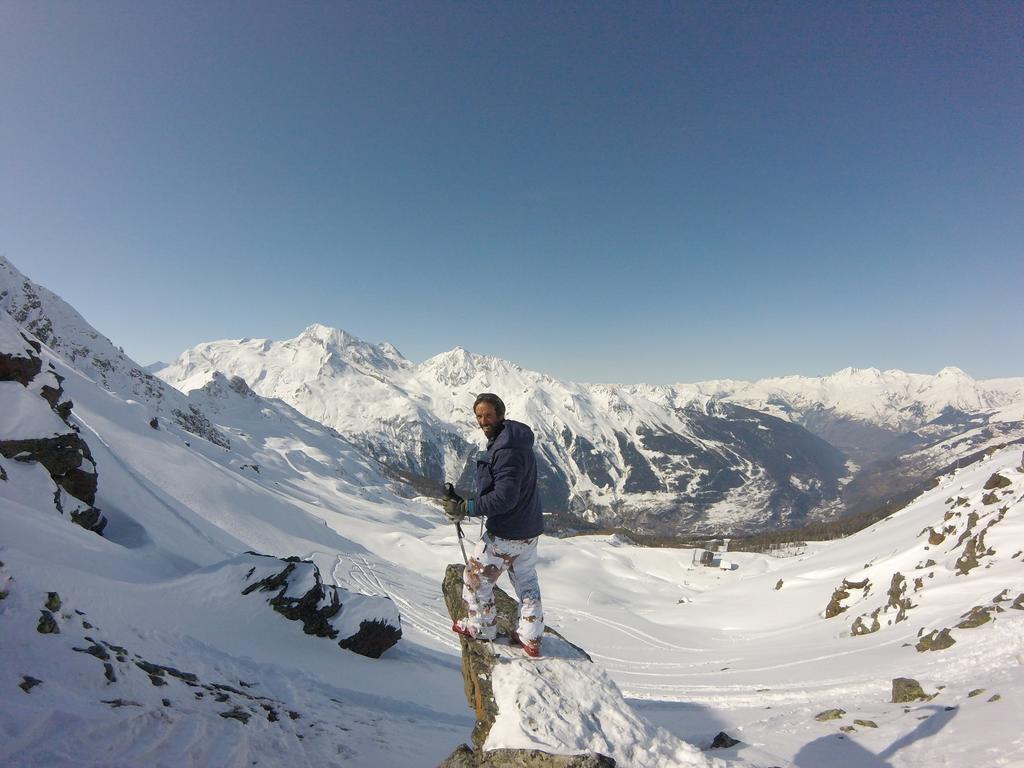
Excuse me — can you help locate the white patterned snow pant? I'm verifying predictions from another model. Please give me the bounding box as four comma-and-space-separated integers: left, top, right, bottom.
462, 532, 544, 642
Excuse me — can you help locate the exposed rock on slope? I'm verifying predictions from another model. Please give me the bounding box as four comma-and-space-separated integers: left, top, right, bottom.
0, 311, 106, 533
242, 553, 401, 658
821, 447, 1023, 655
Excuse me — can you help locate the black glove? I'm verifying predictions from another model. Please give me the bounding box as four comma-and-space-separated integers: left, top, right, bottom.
443, 483, 468, 522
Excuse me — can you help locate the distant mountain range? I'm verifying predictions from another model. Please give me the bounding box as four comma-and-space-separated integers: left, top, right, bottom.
3, 253, 1022, 536
152, 318, 1024, 535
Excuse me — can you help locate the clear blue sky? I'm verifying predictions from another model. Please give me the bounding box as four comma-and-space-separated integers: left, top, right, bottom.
2, 2, 1021, 383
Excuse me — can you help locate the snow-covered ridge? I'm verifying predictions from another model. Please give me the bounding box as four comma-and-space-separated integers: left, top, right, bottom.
0, 255, 230, 448
686, 365, 1024, 433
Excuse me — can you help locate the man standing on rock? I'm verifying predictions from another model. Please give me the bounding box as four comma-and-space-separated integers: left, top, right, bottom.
443, 392, 545, 657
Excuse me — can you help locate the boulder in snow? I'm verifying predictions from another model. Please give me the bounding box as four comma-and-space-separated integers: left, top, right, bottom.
241, 553, 401, 659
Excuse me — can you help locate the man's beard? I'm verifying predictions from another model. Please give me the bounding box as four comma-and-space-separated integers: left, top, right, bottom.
483, 421, 504, 439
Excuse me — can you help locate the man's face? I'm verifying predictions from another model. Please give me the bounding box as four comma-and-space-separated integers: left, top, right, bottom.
474, 402, 502, 439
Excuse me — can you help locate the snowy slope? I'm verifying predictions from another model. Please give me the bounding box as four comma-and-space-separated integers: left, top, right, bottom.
542, 446, 1024, 767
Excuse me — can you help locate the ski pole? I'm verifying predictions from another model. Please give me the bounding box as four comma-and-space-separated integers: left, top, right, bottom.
445, 483, 469, 565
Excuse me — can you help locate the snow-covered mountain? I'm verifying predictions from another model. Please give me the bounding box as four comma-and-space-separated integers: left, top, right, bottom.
156, 330, 852, 534
156, 326, 1024, 535
685, 367, 1024, 463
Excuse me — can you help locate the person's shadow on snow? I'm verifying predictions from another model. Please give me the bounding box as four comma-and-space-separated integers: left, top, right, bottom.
792, 705, 958, 768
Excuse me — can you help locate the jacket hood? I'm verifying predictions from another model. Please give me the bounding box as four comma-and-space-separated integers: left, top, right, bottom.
489, 419, 535, 451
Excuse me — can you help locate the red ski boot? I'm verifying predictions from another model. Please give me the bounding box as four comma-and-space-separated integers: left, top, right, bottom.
511, 631, 542, 658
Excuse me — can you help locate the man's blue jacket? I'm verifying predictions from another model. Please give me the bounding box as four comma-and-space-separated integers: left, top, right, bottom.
470, 419, 544, 540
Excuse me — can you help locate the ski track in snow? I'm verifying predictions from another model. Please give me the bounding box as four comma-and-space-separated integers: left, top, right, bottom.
560, 606, 708, 653
336, 553, 460, 651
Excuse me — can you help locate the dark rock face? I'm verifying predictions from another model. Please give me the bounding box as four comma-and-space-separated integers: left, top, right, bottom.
241, 554, 401, 659
337, 619, 403, 659
0, 345, 41, 385
957, 604, 1003, 629
710, 731, 741, 748
0, 434, 98, 505
886, 573, 913, 623
566, 430, 615, 490
171, 406, 231, 449
851, 608, 881, 636
219, 706, 251, 724
0, 328, 106, 534
616, 431, 662, 493
245, 561, 343, 638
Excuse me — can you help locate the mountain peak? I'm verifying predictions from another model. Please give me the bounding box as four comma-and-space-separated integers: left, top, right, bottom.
298, 323, 356, 347
829, 366, 882, 380
419, 346, 528, 389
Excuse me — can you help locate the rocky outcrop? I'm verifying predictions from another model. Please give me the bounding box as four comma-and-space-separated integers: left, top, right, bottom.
983, 472, 1012, 490
0, 434, 99, 507
170, 406, 231, 449
892, 677, 932, 703
0, 318, 106, 534
850, 608, 881, 636
241, 553, 401, 659
814, 708, 846, 721
441, 564, 613, 766
916, 628, 956, 652
0, 333, 42, 384
824, 578, 870, 618
709, 732, 740, 749
957, 604, 1002, 629
885, 573, 913, 623
440, 744, 615, 767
